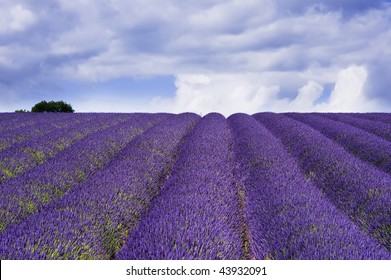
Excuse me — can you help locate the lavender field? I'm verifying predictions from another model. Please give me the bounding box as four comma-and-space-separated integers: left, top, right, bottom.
0, 112, 390, 260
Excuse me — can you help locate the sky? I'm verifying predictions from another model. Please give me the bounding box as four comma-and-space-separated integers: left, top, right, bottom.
1, 0, 391, 115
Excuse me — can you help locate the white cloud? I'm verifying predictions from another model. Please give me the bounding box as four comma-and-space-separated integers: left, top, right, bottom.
53, 1, 391, 84
274, 65, 381, 112
148, 73, 278, 115
172, 74, 279, 115
316, 65, 382, 112
10, 5, 36, 31
149, 65, 383, 115
0, 4, 36, 33
0, 45, 43, 70
273, 81, 324, 112
186, 0, 276, 33
1, 0, 391, 113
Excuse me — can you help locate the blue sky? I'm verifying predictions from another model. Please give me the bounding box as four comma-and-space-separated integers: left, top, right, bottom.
1, 0, 391, 115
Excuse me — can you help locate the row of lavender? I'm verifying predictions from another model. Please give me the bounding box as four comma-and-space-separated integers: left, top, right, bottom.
255, 113, 391, 253
0, 112, 390, 259
0, 113, 171, 232
117, 113, 244, 259
0, 113, 199, 259
0, 113, 83, 152
0, 114, 130, 181
230, 114, 389, 259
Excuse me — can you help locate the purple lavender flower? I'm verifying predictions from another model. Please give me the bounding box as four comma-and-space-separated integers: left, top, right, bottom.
0, 114, 129, 182
254, 112, 391, 253
0, 113, 169, 233
285, 113, 391, 174
0, 112, 390, 260
321, 113, 391, 142
117, 113, 244, 260
0, 113, 199, 259
229, 113, 390, 259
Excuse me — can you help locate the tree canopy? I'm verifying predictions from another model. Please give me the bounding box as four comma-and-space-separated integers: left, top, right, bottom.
31, 101, 75, 113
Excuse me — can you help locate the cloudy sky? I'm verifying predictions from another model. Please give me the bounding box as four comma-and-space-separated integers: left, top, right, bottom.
1, 0, 391, 115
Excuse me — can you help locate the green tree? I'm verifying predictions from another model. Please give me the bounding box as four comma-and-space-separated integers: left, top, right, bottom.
31, 100, 75, 113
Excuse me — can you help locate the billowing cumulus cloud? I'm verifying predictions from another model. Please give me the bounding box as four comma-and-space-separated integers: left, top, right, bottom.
0, 0, 391, 113
149, 65, 384, 116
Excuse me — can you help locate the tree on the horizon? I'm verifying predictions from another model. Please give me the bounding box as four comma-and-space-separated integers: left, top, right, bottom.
31, 100, 75, 113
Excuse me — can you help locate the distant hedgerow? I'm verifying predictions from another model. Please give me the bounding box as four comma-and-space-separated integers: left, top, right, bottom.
31, 100, 75, 113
